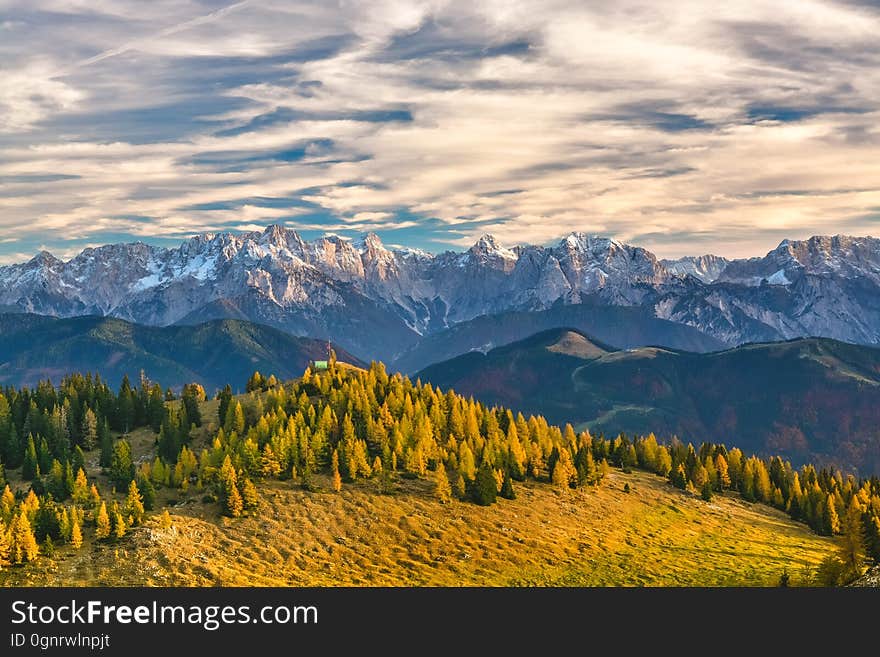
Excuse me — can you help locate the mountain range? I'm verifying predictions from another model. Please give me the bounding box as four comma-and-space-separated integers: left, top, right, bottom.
0, 313, 361, 391
3, 227, 880, 367
417, 328, 880, 475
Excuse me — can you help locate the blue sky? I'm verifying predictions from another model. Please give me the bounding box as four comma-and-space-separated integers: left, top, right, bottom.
1, 0, 879, 263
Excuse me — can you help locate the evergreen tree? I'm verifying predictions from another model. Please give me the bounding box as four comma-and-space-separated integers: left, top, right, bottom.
70, 516, 83, 549
95, 502, 111, 540
240, 478, 259, 510
136, 474, 156, 511
22, 435, 39, 480
225, 401, 245, 436
434, 461, 452, 503
219, 456, 243, 517
218, 384, 233, 426
109, 438, 135, 487
181, 383, 205, 427
113, 510, 126, 539
0, 486, 14, 523
671, 464, 688, 490
839, 500, 866, 580
824, 494, 841, 535
123, 480, 145, 526
81, 408, 98, 450
714, 453, 731, 490
500, 470, 516, 500
0, 523, 11, 570
701, 480, 713, 502
471, 460, 497, 506
331, 450, 342, 493
225, 481, 243, 517
10, 511, 39, 564
453, 473, 467, 500
551, 448, 575, 489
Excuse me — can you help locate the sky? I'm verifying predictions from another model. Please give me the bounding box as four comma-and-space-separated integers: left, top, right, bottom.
1, 0, 879, 264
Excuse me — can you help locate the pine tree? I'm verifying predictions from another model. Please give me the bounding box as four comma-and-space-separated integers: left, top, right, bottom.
839, 499, 866, 580
714, 453, 731, 490
453, 473, 467, 500
575, 446, 596, 486
824, 494, 841, 535
331, 450, 342, 493
113, 511, 126, 539
260, 444, 282, 478
701, 480, 713, 502
225, 401, 245, 436
500, 470, 516, 500
124, 479, 145, 526
219, 457, 244, 517
10, 511, 39, 564
218, 384, 233, 425
551, 448, 575, 489
240, 478, 259, 510
22, 435, 39, 480
0, 486, 15, 523
81, 408, 98, 450
70, 516, 83, 549
471, 460, 497, 506
181, 383, 205, 427
137, 474, 156, 511
59, 508, 72, 542
434, 462, 452, 503
109, 438, 135, 487
95, 502, 111, 540
225, 481, 243, 517
671, 463, 688, 490
0, 523, 11, 569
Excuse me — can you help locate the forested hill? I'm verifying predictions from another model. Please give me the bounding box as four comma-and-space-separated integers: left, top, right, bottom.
0, 358, 877, 586
0, 314, 362, 391
417, 328, 880, 476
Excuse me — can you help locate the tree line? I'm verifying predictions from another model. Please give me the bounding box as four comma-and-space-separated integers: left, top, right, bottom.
0, 372, 190, 570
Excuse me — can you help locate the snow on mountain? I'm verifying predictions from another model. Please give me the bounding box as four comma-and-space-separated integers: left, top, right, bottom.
661, 254, 729, 283
2, 227, 880, 359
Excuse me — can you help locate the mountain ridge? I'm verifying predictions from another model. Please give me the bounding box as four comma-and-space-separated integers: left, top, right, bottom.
3, 226, 880, 362
417, 327, 880, 475
0, 313, 362, 391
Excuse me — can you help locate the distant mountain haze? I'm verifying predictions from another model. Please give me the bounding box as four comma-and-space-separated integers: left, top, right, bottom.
3, 227, 880, 366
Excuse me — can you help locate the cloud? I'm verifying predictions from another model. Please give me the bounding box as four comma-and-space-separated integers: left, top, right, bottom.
0, 0, 879, 261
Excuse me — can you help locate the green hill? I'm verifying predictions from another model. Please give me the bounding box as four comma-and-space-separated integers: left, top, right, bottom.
0, 314, 362, 392
417, 328, 880, 475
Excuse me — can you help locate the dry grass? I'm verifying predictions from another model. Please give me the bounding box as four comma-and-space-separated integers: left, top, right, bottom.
2, 469, 833, 587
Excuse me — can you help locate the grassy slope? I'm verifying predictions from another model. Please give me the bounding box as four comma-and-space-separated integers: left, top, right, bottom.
1, 471, 832, 587
0, 393, 834, 587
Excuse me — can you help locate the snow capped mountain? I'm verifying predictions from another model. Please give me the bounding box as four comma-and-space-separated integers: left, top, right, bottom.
661, 254, 730, 283
718, 235, 880, 286
2, 227, 880, 361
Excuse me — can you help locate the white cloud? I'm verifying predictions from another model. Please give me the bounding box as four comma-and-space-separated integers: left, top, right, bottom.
0, 0, 879, 261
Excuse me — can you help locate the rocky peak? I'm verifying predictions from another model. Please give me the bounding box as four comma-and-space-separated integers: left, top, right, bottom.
467, 235, 517, 269
662, 254, 730, 283
356, 232, 385, 253
29, 250, 63, 268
